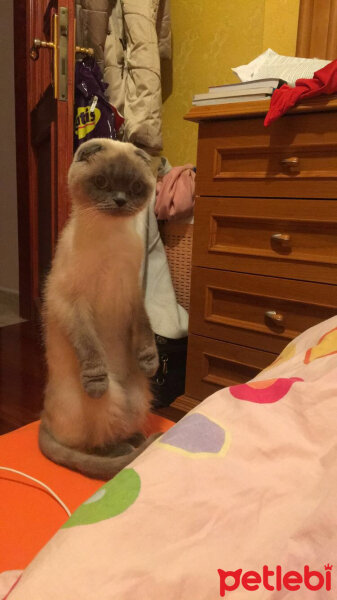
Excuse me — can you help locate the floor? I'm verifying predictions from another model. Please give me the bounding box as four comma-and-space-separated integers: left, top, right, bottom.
0, 321, 179, 436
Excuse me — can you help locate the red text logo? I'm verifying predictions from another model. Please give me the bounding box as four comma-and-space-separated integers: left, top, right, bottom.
218, 564, 333, 596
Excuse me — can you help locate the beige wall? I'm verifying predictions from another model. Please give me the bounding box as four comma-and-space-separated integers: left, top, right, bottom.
0, 0, 19, 293
263, 0, 300, 56
162, 0, 300, 166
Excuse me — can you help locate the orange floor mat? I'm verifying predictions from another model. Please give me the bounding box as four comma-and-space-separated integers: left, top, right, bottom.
0, 414, 173, 571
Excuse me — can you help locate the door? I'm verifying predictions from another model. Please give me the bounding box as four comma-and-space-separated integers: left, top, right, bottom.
296, 0, 337, 59
14, 0, 76, 319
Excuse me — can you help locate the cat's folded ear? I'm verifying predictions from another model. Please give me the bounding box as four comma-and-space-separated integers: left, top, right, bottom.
134, 147, 152, 167
76, 142, 103, 162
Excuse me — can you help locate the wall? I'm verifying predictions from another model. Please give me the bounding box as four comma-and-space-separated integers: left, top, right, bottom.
263, 0, 300, 56
0, 0, 19, 293
162, 0, 300, 166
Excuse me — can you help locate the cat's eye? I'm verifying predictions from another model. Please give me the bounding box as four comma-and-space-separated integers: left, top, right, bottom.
131, 180, 144, 195
95, 175, 108, 189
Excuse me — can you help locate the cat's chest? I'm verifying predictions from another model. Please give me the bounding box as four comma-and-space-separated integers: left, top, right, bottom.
76, 236, 141, 301
58, 218, 143, 305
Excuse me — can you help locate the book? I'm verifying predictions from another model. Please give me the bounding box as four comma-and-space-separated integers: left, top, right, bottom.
208, 77, 286, 94
192, 94, 271, 106
193, 86, 274, 103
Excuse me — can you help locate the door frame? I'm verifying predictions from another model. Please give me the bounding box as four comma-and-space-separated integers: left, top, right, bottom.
14, 0, 33, 319
13, 0, 75, 320
296, 0, 337, 59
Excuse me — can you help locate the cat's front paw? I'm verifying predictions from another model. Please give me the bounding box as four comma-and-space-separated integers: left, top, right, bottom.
138, 345, 159, 378
81, 364, 108, 398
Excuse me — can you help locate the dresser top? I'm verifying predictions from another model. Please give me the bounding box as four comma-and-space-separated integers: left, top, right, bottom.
184, 95, 337, 123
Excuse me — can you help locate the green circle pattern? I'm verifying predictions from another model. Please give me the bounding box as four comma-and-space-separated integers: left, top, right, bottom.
62, 468, 141, 528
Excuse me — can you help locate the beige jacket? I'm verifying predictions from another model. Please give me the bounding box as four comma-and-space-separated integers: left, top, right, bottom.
75, 0, 109, 74
76, 0, 171, 155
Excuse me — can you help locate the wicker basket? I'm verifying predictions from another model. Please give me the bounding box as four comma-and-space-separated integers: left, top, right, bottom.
158, 221, 193, 312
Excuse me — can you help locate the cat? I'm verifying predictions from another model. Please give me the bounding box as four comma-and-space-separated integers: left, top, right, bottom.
39, 138, 160, 480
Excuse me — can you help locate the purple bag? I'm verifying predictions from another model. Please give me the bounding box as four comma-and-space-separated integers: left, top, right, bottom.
74, 57, 124, 151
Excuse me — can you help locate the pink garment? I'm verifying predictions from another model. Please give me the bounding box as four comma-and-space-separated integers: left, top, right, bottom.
155, 164, 195, 220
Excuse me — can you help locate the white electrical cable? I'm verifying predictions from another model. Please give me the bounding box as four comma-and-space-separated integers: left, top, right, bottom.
0, 466, 71, 517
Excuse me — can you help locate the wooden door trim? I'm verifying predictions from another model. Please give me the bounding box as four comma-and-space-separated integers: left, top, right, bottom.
296, 0, 337, 59
14, 0, 34, 319
13, 0, 74, 319
56, 0, 74, 232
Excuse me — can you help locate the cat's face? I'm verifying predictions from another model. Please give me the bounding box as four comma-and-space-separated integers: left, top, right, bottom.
68, 139, 155, 217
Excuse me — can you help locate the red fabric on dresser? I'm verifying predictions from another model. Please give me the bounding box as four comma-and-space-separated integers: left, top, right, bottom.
265, 59, 337, 126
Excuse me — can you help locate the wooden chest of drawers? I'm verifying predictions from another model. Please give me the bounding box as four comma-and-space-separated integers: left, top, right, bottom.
172, 97, 337, 415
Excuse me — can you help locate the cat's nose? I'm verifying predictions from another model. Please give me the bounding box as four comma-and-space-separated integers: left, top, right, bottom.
114, 192, 126, 207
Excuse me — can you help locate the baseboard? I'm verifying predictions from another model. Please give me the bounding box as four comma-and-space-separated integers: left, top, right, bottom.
0, 288, 20, 310
0, 287, 23, 326
0, 286, 19, 297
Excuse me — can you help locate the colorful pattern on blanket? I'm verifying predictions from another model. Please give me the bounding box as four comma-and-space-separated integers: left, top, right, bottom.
3, 317, 337, 599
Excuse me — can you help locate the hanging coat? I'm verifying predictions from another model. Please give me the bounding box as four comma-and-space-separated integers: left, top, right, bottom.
75, 0, 171, 155
75, 0, 109, 75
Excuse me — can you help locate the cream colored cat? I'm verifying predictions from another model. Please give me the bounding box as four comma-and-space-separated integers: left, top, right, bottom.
39, 138, 160, 479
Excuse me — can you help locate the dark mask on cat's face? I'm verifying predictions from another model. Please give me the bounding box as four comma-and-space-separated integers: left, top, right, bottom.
69, 139, 155, 217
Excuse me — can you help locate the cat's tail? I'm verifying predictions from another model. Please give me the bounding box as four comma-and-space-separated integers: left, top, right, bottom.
39, 424, 160, 480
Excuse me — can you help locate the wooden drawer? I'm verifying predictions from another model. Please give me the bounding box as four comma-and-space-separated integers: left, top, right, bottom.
193, 196, 337, 284
185, 334, 276, 401
190, 267, 337, 354
196, 112, 337, 198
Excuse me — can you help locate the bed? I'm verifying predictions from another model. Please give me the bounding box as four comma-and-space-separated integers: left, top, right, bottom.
1, 316, 336, 599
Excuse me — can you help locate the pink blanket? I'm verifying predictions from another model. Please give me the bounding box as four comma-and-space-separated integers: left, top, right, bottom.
155, 164, 195, 220
2, 317, 337, 599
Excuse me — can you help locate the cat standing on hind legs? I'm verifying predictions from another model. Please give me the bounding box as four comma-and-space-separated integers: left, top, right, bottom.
39, 138, 160, 479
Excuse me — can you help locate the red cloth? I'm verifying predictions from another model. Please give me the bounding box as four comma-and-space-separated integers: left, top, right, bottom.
264, 59, 337, 126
